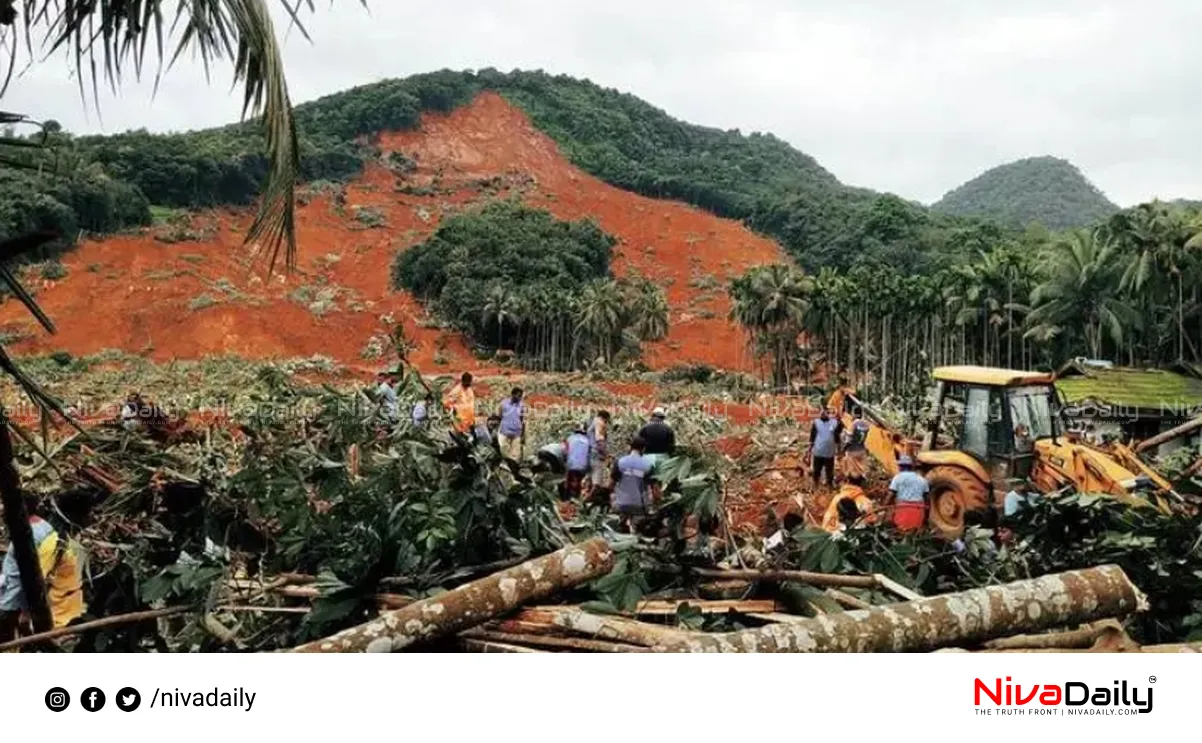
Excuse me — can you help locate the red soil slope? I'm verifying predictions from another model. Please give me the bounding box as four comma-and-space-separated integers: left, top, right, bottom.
0, 92, 786, 370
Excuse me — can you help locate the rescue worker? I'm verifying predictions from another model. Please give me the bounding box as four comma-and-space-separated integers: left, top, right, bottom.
610, 436, 657, 533
412, 392, 433, 429
443, 372, 476, 434
1003, 479, 1037, 519
474, 414, 501, 448
887, 455, 929, 533
376, 371, 399, 426
120, 391, 142, 431
586, 410, 613, 501
0, 493, 85, 642
496, 387, 526, 461
843, 408, 871, 478
808, 406, 843, 489
820, 475, 875, 533
563, 423, 591, 499
638, 407, 675, 466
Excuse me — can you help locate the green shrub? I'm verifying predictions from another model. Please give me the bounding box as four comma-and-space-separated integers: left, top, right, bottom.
189, 293, 219, 311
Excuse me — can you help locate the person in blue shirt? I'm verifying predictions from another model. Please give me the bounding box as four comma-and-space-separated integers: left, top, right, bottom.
562, 424, 591, 499
497, 387, 526, 461
411, 392, 433, 429
375, 371, 399, 423
610, 436, 658, 533
888, 455, 929, 532
1003, 479, 1037, 519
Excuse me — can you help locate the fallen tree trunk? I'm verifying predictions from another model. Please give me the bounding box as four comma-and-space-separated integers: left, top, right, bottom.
651, 565, 1146, 653
537, 608, 693, 647
689, 568, 878, 589
1135, 415, 1202, 453
291, 538, 614, 653
461, 628, 648, 653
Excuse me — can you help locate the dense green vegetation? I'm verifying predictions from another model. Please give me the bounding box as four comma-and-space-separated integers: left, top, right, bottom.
12, 68, 1007, 273
730, 200, 1202, 392
933, 156, 1119, 231
394, 201, 668, 369
0, 125, 152, 263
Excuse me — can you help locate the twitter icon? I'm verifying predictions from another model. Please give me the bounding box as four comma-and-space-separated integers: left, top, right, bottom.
116, 687, 141, 712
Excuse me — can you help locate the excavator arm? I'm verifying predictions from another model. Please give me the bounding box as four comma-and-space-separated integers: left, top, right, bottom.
827, 387, 906, 477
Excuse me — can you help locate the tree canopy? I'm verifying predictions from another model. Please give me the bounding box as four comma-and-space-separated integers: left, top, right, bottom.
933, 156, 1119, 231
393, 201, 667, 370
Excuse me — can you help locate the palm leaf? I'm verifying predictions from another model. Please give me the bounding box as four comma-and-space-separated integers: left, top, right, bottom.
5, 1, 367, 275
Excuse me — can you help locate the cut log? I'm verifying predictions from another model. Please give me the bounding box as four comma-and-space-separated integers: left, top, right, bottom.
689, 568, 879, 589
457, 637, 548, 653
825, 589, 873, 611
290, 537, 614, 653
1135, 415, 1202, 453
651, 565, 1146, 653
536, 608, 693, 647
1181, 455, 1202, 480
632, 599, 776, 616
873, 574, 922, 601
461, 628, 648, 653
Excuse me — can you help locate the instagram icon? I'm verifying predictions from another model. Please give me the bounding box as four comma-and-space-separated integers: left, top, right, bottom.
44, 687, 70, 712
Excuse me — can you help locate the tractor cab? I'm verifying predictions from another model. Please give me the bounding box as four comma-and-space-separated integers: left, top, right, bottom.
916, 366, 1062, 532
927, 366, 1059, 485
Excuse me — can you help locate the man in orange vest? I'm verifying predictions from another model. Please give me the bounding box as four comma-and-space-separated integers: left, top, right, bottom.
443, 372, 477, 434
0, 494, 86, 643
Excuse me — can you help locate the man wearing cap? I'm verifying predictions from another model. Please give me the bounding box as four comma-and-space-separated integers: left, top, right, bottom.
638, 407, 676, 467
888, 455, 929, 532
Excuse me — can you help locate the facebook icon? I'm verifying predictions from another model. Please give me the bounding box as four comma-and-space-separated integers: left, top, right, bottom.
80, 687, 106, 712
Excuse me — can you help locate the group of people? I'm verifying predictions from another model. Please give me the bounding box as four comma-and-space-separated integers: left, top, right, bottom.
556, 407, 677, 532
375, 371, 528, 458
806, 404, 1038, 538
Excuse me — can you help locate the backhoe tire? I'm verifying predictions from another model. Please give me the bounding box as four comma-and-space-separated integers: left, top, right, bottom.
925, 466, 990, 536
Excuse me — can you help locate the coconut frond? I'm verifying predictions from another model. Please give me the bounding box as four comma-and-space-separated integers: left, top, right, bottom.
2, 0, 367, 274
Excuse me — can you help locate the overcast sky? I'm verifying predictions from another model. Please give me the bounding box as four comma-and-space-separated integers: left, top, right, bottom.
5, 0, 1199, 206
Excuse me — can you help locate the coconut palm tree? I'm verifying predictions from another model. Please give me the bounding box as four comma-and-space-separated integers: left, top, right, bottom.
480, 284, 518, 350
1024, 230, 1139, 361
623, 279, 669, 341
576, 279, 625, 364
729, 263, 811, 389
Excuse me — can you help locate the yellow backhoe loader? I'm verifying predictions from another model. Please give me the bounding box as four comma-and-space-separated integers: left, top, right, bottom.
828, 365, 1184, 535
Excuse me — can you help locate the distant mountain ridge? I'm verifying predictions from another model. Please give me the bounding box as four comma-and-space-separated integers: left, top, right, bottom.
932, 156, 1119, 230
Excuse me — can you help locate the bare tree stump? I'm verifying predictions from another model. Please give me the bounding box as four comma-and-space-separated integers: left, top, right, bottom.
651, 565, 1146, 653
291, 538, 614, 652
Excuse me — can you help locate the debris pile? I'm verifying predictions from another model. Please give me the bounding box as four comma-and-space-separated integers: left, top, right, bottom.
2, 366, 1200, 653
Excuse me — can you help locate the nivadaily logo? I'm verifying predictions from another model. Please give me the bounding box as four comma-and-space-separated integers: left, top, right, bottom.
974, 676, 1154, 716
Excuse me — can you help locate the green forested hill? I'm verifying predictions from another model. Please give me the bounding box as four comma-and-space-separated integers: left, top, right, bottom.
932, 156, 1119, 230
10, 68, 1005, 271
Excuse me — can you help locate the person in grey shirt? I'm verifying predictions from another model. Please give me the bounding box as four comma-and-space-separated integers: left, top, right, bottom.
808, 406, 843, 489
